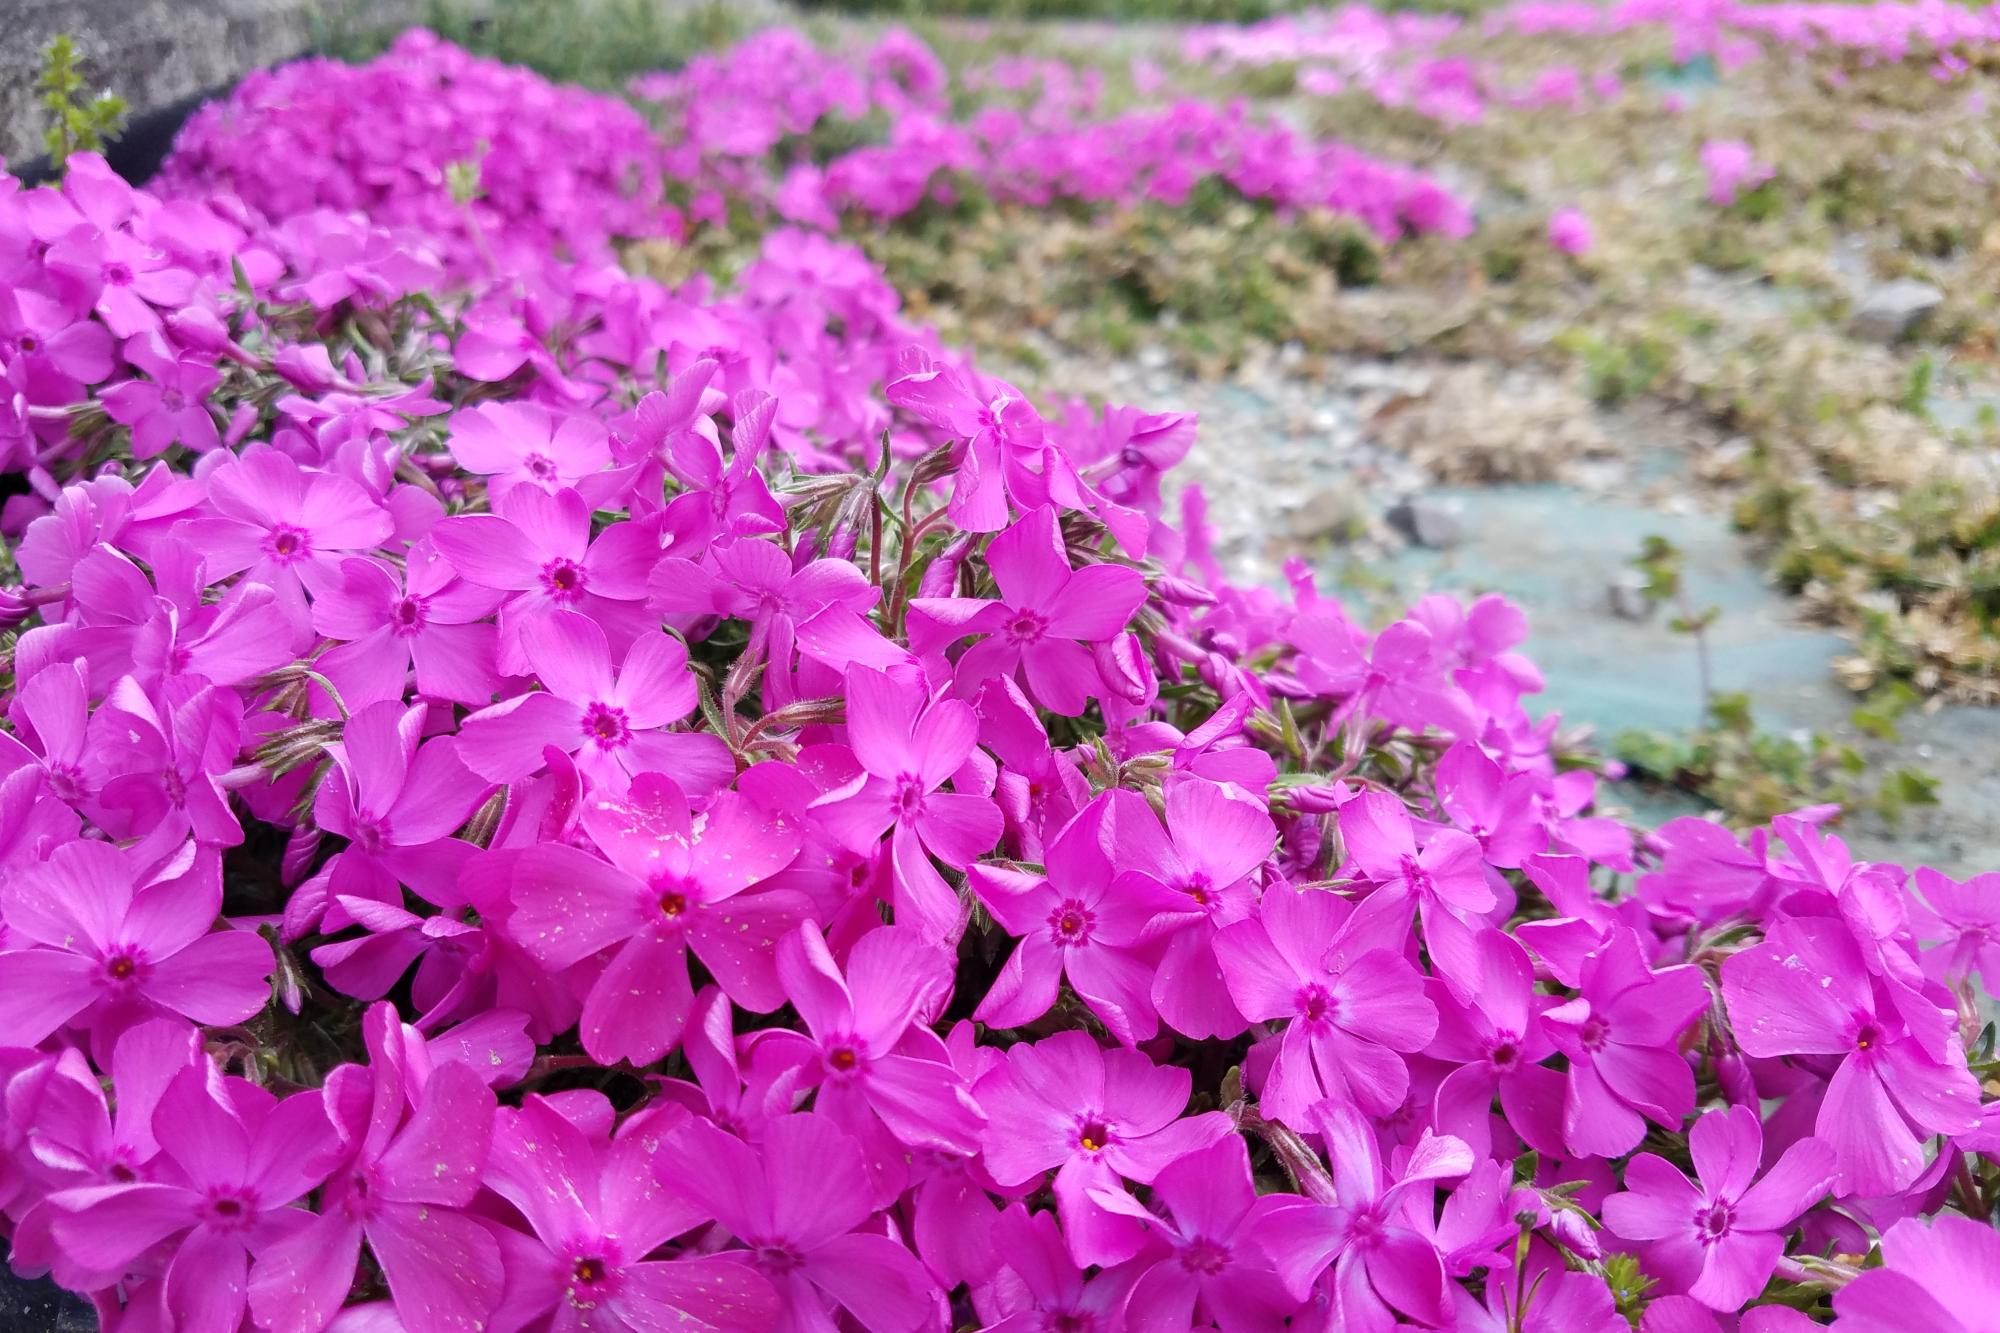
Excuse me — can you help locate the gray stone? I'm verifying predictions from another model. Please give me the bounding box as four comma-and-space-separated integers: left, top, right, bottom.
1386, 494, 1465, 548
1, 0, 437, 168
1849, 279, 1944, 343
1607, 570, 1655, 621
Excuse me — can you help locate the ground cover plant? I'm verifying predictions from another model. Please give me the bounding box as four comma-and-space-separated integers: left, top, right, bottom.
1, 9, 1999, 1333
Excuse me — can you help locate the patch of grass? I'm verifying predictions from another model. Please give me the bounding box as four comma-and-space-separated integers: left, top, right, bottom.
314, 0, 743, 85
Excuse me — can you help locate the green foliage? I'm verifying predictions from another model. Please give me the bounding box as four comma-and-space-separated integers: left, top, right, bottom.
1614, 691, 1937, 827
1556, 329, 1671, 407
316, 0, 742, 86
37, 35, 127, 174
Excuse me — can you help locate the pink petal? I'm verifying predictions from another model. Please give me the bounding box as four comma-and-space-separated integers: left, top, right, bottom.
805, 1231, 940, 1333
143, 929, 274, 1025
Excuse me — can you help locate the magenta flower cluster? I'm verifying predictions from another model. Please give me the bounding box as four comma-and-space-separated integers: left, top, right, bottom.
0, 22, 1994, 1333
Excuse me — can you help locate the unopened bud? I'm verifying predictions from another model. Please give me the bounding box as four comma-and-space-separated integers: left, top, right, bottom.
1093, 630, 1155, 707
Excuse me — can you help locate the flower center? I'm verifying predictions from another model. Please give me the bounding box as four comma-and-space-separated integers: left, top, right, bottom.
891, 775, 927, 820
1003, 609, 1049, 644
826, 1043, 861, 1075
160, 389, 187, 412
752, 1242, 803, 1274
525, 452, 559, 481
265, 525, 311, 564
1579, 1016, 1609, 1051
1077, 1118, 1111, 1153
203, 1190, 253, 1231
658, 891, 687, 918
1182, 871, 1213, 907
390, 596, 426, 634
103, 952, 139, 983
1179, 1237, 1231, 1276
581, 702, 631, 749
351, 818, 387, 854
1696, 1203, 1734, 1242
104, 262, 133, 286
541, 557, 587, 602
1488, 1035, 1521, 1070
1049, 899, 1095, 946
1399, 853, 1434, 897
571, 1257, 606, 1285
45, 762, 86, 804
1298, 984, 1335, 1024
1854, 1022, 1880, 1052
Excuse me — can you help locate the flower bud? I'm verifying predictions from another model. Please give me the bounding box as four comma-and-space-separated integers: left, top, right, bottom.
1093, 630, 1156, 708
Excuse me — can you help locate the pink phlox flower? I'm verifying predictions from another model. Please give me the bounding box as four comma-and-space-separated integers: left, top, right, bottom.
430, 484, 658, 677
1085, 1134, 1308, 1331
1107, 777, 1275, 1041
1911, 865, 2000, 990
1721, 915, 1978, 1197
304, 699, 491, 931
311, 545, 504, 709
646, 984, 776, 1143
273, 211, 444, 309
1548, 206, 1594, 255
1544, 927, 1710, 1159
654, 1110, 940, 1333
1700, 139, 1771, 206
907, 1023, 1009, 1290
44, 1060, 339, 1332
456, 608, 732, 795
89, 673, 245, 849
43, 221, 187, 340
1288, 607, 1474, 736
612, 360, 720, 490
248, 1002, 504, 1333
971, 1203, 1138, 1333
660, 396, 786, 543
808, 664, 1002, 942
1213, 882, 1437, 1126
1636, 817, 1775, 922
447, 398, 617, 506
888, 347, 1085, 532
493, 770, 806, 1065
8, 1019, 200, 1291
1832, 1213, 2000, 1333
0, 839, 273, 1051
910, 504, 1148, 716
1603, 1104, 1835, 1310
650, 543, 877, 705
1435, 740, 1546, 869
307, 891, 484, 1008
1257, 1099, 1476, 1330
1427, 929, 1565, 1159
4, 662, 109, 811
749, 922, 984, 1165
1109, 689, 1277, 795
485, 1093, 781, 1333
975, 1029, 1233, 1268
100, 334, 221, 457
1338, 788, 1495, 991
44, 540, 292, 693
971, 795, 1167, 1046
175, 447, 393, 636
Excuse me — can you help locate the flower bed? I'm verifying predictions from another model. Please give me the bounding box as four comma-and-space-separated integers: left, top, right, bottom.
0, 21, 1994, 1333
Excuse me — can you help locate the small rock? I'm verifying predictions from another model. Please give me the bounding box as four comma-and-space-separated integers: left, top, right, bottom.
1386, 495, 1465, 549
1607, 570, 1655, 621
1137, 345, 1171, 371
1850, 279, 1944, 342
1291, 490, 1368, 543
